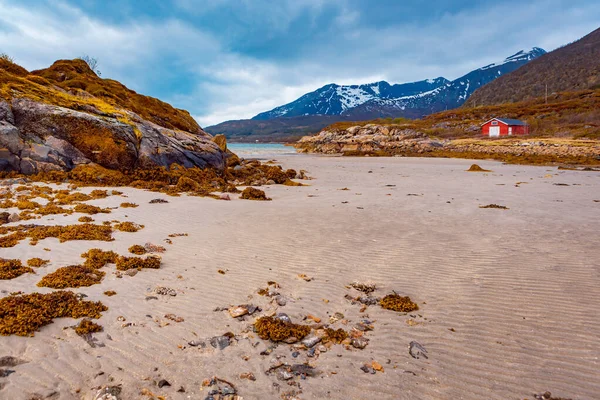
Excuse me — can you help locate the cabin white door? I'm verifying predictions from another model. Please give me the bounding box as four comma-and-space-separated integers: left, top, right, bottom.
489, 126, 500, 137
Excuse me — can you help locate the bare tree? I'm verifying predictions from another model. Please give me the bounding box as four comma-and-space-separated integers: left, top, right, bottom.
0, 53, 14, 63
78, 55, 101, 76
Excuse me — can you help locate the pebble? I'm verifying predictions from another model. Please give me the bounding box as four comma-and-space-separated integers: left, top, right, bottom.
301, 334, 322, 348
188, 340, 206, 348
291, 352, 300, 358
277, 370, 294, 381
360, 364, 376, 374
93, 386, 122, 400
219, 193, 231, 201
155, 286, 177, 296
275, 313, 291, 323
210, 335, 231, 350
275, 295, 287, 306
228, 306, 249, 318
351, 337, 369, 349
409, 341, 428, 359
157, 379, 170, 388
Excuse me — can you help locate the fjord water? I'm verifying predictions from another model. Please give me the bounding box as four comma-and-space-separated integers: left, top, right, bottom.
228, 143, 297, 159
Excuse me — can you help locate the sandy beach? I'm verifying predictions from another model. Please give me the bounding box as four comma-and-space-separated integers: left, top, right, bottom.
1, 155, 599, 400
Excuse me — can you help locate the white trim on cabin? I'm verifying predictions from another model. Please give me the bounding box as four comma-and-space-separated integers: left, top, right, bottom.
481, 118, 509, 127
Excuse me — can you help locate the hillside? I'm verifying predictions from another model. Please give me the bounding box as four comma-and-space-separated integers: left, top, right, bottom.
206, 48, 544, 141
466, 27, 600, 106
0, 58, 225, 174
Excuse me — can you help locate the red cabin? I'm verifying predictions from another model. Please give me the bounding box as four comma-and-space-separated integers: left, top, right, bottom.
481, 118, 529, 137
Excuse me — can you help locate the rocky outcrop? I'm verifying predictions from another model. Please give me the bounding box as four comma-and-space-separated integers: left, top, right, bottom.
0, 58, 226, 174
0, 98, 225, 174
295, 124, 600, 164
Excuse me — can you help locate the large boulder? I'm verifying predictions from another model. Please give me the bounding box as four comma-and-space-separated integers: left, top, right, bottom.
0, 99, 225, 174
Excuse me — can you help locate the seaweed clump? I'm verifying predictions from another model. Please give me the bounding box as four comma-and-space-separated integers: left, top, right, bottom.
81, 248, 119, 268
380, 294, 419, 312
115, 256, 161, 271
0, 259, 34, 280
325, 328, 349, 344
73, 204, 110, 215
78, 216, 94, 223
466, 164, 491, 172
27, 258, 50, 268
240, 187, 270, 201
114, 222, 143, 232
103, 290, 117, 296
37, 265, 105, 288
128, 244, 147, 255
254, 316, 311, 342
120, 202, 138, 208
75, 318, 103, 336
0, 291, 107, 336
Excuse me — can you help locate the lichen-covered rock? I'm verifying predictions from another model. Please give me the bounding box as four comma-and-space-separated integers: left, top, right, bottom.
0, 59, 227, 174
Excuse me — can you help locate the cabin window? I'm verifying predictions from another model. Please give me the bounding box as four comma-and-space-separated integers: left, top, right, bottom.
491, 121, 498, 125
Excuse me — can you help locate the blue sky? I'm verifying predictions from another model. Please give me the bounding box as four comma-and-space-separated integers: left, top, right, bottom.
0, 1, 598, 126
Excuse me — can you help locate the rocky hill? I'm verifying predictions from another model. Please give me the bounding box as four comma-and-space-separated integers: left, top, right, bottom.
0, 58, 226, 174
466, 27, 600, 106
206, 48, 544, 141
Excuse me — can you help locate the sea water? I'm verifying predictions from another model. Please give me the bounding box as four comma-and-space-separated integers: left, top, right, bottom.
227, 143, 298, 159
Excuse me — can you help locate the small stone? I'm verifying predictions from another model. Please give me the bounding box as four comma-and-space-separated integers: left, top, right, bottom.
351, 337, 369, 349
292, 351, 300, 358
277, 370, 294, 381
371, 361, 384, 372
93, 385, 122, 400
157, 379, 171, 388
266, 180, 276, 185
275, 296, 287, 306
240, 372, 256, 381
307, 348, 316, 358
228, 306, 249, 318
188, 340, 206, 348
275, 313, 291, 324
219, 193, 231, 201
210, 335, 231, 350
7, 213, 20, 223
409, 341, 428, 359
301, 334, 322, 348
360, 364, 375, 374
155, 286, 177, 296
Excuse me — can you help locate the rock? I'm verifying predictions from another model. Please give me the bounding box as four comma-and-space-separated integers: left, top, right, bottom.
360, 364, 375, 374
357, 295, 379, 305
301, 334, 322, 348
210, 335, 231, 350
219, 193, 231, 201
93, 385, 122, 400
275, 313, 291, 324
155, 286, 177, 296
157, 379, 171, 388
277, 370, 294, 380
228, 306, 249, 318
275, 295, 287, 306
409, 341, 428, 359
351, 337, 369, 349
212, 134, 228, 152
0, 369, 15, 377
239, 372, 256, 381
7, 213, 20, 223
266, 180, 276, 185
0, 212, 9, 224
188, 340, 207, 348
0, 80, 226, 174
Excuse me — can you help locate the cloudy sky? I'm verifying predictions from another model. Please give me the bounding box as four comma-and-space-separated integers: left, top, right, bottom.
0, 0, 598, 126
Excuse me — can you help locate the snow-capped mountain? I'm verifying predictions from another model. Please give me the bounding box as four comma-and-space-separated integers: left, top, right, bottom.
252, 47, 546, 121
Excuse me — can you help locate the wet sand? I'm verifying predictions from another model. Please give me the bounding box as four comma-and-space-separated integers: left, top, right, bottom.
1, 156, 599, 400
